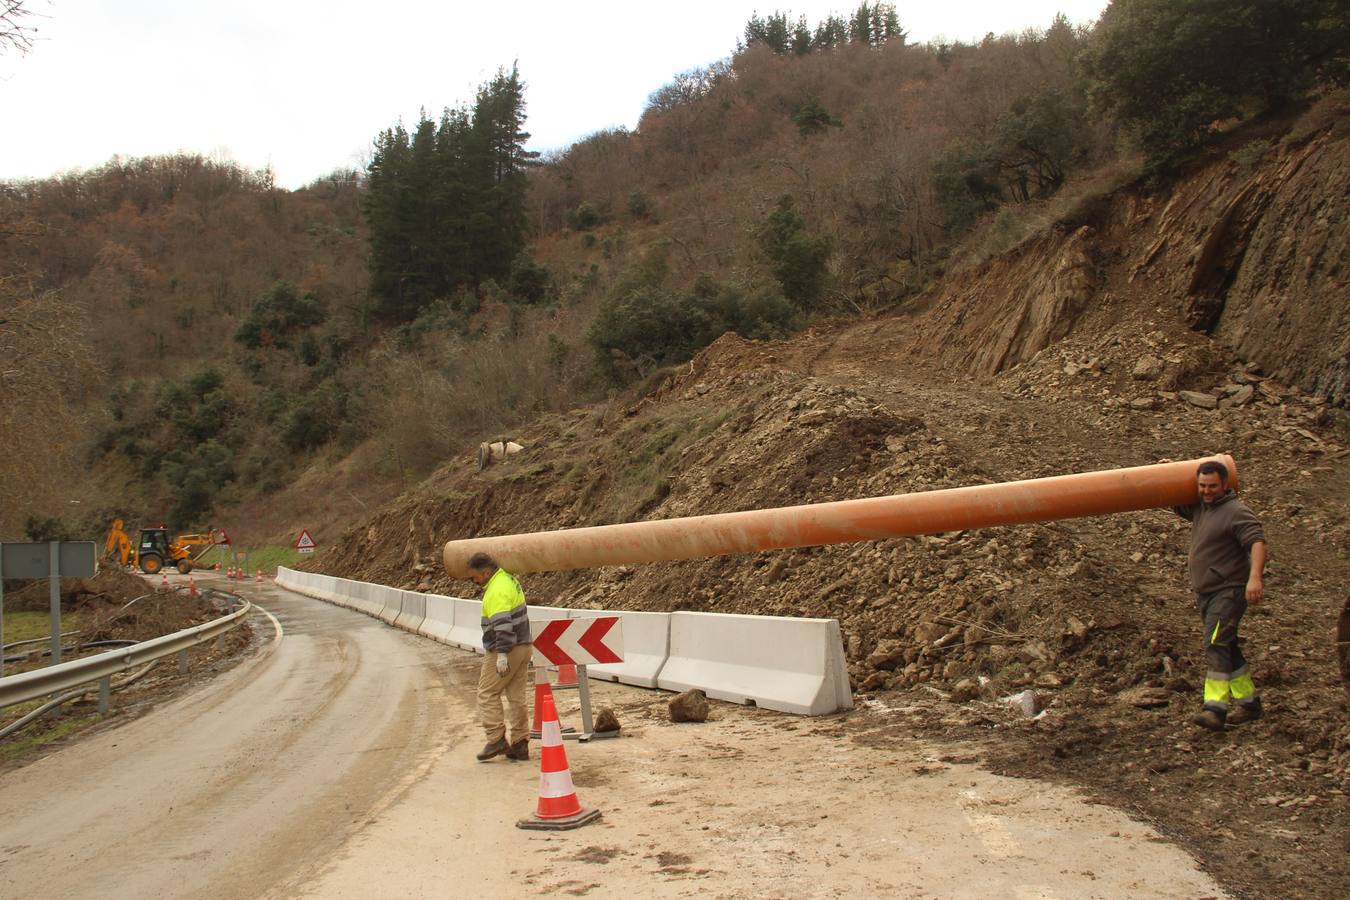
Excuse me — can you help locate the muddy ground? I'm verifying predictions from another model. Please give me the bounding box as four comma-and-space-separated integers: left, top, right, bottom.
307, 309, 1349, 899
1, 568, 254, 764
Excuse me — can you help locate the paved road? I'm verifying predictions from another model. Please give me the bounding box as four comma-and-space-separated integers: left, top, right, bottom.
0, 579, 1227, 898
0, 577, 463, 898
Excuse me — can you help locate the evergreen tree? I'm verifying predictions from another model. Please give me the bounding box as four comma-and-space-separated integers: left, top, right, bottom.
791, 15, 813, 55
850, 4, 873, 44
468, 63, 539, 282
1085, 0, 1348, 163
758, 195, 833, 311
363, 65, 536, 323
813, 15, 849, 49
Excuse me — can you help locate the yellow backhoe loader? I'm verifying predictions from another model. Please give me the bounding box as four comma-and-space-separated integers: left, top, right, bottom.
104, 519, 223, 575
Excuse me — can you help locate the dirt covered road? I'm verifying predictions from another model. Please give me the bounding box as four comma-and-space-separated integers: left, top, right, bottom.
0, 579, 457, 898
1, 581, 1224, 898
290, 646, 1225, 899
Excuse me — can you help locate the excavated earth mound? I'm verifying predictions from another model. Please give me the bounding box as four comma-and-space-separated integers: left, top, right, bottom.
307, 104, 1350, 899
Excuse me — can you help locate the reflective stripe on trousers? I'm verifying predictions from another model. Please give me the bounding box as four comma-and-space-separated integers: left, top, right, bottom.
1197, 586, 1258, 713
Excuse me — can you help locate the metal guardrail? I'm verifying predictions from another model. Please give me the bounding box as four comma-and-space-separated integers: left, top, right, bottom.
0, 599, 252, 710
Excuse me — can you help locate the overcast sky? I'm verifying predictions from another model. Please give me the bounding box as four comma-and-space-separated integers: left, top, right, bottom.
1, 1, 1110, 190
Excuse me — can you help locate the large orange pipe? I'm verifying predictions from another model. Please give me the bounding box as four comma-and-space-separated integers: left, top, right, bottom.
442, 455, 1237, 577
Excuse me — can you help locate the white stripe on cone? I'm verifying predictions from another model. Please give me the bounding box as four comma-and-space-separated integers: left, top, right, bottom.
542, 720, 562, 744
539, 770, 577, 799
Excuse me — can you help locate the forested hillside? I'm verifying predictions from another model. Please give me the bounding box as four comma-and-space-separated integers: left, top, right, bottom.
1, 0, 1345, 542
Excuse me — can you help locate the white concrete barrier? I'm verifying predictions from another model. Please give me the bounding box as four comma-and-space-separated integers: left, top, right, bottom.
395, 589, 426, 633
448, 598, 483, 652
276, 569, 852, 716
375, 585, 402, 625
568, 609, 669, 688
420, 594, 455, 643
347, 580, 377, 617
657, 612, 852, 715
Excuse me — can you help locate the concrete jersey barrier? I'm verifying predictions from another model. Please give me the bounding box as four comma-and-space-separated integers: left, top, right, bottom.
275, 568, 853, 715
657, 612, 852, 715
420, 594, 456, 643
568, 608, 670, 688
394, 589, 426, 633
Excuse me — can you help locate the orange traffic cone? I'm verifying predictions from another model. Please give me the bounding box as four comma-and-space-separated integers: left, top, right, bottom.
159, 572, 169, 591
189, 576, 198, 597
555, 663, 579, 689
255, 569, 262, 584
530, 680, 577, 740
213, 562, 220, 571
516, 689, 601, 831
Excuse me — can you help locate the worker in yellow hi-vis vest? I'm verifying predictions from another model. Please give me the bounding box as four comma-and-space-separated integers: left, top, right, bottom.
467, 552, 533, 761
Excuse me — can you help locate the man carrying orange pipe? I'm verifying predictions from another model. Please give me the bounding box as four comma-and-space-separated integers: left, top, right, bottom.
1173, 460, 1269, 731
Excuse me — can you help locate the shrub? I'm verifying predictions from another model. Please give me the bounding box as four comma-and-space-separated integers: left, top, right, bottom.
1229, 139, 1270, 169
758, 195, 833, 310
626, 191, 655, 220
1083, 0, 1349, 164
792, 96, 842, 136
588, 248, 800, 383
566, 202, 604, 230
234, 281, 326, 350
509, 255, 552, 305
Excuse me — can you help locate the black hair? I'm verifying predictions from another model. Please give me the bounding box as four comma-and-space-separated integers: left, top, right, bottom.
467, 552, 497, 572
1196, 460, 1229, 482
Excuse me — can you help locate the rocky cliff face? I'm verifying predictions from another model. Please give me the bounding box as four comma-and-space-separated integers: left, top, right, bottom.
913, 95, 1349, 406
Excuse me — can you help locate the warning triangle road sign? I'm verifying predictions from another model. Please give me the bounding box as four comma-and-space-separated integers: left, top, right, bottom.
294, 528, 317, 553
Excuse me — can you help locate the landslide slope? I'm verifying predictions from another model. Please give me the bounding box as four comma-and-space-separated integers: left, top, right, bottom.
306, 104, 1350, 899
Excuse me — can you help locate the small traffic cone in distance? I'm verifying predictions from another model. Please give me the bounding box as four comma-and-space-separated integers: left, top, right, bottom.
189, 576, 198, 597
529, 680, 577, 740
255, 569, 262, 584
517, 689, 600, 831
160, 572, 169, 591
556, 663, 579, 687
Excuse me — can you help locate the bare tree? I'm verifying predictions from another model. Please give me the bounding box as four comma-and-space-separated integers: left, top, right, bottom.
0, 274, 104, 536
1, 1, 38, 56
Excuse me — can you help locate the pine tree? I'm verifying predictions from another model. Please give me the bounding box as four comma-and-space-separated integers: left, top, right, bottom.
364, 65, 537, 323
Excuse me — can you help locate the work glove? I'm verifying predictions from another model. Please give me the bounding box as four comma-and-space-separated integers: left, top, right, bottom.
495, 654, 510, 676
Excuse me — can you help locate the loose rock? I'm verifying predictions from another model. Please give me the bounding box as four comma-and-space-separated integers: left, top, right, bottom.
1179, 390, 1218, 410
594, 706, 621, 734
669, 689, 710, 723
1118, 686, 1172, 709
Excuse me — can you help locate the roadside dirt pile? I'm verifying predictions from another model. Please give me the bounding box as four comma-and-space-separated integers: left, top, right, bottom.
306, 104, 1349, 899
2, 566, 151, 613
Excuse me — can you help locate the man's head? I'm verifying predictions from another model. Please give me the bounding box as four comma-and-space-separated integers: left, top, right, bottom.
1196, 460, 1229, 505
467, 552, 497, 586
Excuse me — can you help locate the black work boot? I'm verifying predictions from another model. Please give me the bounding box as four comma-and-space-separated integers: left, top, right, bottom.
506, 738, 529, 761
1192, 708, 1227, 731
1227, 698, 1264, 725
476, 737, 509, 761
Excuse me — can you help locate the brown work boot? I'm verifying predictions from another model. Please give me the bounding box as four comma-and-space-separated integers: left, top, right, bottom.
505, 739, 529, 761
1227, 699, 1263, 725
476, 737, 508, 761
1192, 709, 1226, 731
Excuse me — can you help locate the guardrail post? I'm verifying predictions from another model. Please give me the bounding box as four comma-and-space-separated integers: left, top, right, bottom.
98, 676, 110, 714
178, 649, 188, 675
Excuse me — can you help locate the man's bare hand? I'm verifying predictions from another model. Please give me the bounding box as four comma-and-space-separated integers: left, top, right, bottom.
1246, 576, 1264, 605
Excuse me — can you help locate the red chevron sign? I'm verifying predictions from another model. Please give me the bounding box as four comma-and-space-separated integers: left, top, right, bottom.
530, 617, 624, 666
